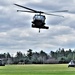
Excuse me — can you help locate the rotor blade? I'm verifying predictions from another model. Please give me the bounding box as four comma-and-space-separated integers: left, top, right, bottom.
17, 10, 34, 13
14, 3, 64, 17
53, 10, 69, 12
14, 4, 37, 12
44, 12, 64, 17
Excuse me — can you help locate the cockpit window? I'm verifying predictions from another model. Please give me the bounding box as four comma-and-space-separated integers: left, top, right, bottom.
33, 15, 45, 21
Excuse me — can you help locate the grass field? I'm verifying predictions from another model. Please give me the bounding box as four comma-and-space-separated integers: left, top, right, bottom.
0, 64, 75, 75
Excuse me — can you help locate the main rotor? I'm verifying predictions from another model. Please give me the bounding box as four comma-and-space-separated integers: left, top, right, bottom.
14, 4, 68, 17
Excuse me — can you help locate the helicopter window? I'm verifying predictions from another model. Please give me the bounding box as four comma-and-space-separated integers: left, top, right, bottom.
33, 15, 45, 22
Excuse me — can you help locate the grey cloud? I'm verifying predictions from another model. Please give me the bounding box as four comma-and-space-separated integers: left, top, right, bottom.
0, 0, 75, 54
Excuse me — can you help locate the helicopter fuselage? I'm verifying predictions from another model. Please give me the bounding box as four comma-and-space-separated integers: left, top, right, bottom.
32, 14, 49, 29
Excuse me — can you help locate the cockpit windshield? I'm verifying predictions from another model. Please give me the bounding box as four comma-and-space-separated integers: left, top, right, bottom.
33, 15, 45, 22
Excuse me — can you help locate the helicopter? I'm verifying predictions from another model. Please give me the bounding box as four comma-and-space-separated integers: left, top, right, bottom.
14, 4, 68, 33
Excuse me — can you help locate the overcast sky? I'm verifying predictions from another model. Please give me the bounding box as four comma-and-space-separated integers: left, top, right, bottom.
0, 0, 75, 54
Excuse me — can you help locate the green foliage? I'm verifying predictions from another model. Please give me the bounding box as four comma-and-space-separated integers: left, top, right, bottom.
0, 48, 75, 64
50, 48, 75, 63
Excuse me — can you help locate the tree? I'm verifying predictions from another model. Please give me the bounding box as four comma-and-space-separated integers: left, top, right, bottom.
27, 49, 33, 60
6, 53, 11, 58
31, 52, 39, 64
39, 50, 48, 64
16, 52, 24, 58
50, 51, 55, 57
15, 51, 24, 63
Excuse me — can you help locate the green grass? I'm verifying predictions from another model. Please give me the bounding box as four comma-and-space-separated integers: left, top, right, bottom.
0, 64, 75, 75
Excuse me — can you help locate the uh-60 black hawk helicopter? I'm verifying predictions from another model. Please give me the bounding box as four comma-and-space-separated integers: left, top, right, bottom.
14, 4, 68, 33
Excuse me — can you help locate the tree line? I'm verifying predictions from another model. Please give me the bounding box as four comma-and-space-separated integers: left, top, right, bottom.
51, 48, 75, 63
0, 48, 75, 64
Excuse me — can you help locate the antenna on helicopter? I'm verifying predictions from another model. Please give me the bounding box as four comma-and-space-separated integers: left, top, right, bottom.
39, 28, 40, 33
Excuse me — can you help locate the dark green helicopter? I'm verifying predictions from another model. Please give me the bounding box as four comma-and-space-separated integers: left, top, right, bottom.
14, 4, 68, 33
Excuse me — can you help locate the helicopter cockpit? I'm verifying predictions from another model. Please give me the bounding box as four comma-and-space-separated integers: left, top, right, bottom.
33, 14, 46, 22
32, 14, 46, 27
